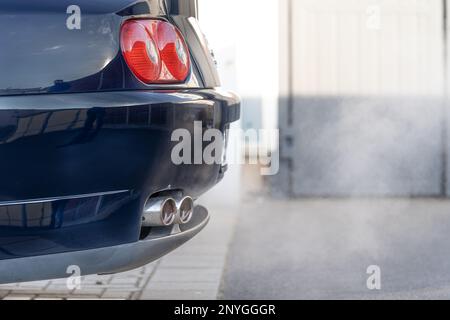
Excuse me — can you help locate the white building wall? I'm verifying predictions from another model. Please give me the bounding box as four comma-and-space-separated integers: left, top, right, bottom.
198, 0, 279, 204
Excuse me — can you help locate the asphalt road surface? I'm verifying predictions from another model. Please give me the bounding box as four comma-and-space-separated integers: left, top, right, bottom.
221, 199, 450, 299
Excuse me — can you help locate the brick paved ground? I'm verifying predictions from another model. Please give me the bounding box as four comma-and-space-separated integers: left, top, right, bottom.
0, 203, 238, 300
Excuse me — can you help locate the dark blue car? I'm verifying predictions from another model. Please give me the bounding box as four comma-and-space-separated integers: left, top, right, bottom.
0, 0, 240, 283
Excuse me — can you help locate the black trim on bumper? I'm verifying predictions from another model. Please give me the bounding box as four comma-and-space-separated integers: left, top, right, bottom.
0, 205, 209, 284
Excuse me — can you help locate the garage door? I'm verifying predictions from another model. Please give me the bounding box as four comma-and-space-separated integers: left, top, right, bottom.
276, 0, 447, 197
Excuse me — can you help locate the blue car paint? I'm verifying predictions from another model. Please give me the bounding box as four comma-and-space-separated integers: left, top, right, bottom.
0, 0, 213, 95
0, 0, 240, 262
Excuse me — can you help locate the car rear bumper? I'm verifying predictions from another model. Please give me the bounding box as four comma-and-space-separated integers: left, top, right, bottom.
0, 205, 209, 284
0, 89, 240, 261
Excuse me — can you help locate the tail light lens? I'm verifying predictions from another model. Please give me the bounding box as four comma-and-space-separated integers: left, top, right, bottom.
120, 21, 161, 83
120, 19, 191, 84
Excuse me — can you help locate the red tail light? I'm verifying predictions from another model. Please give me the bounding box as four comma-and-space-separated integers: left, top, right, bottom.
120, 19, 191, 84
120, 21, 161, 83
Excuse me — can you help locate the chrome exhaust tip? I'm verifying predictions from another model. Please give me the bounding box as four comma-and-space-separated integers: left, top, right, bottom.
175, 196, 194, 224
142, 197, 177, 227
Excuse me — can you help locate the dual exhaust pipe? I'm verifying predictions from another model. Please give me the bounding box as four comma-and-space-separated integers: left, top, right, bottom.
142, 196, 194, 227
